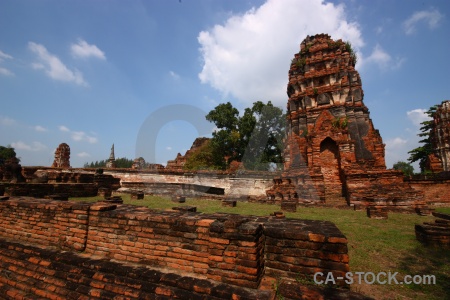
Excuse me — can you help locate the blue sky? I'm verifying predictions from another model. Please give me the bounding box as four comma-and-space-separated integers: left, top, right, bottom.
0, 0, 449, 171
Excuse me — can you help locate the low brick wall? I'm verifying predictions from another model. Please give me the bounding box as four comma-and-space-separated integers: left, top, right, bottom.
0, 183, 99, 198
0, 239, 272, 299
416, 212, 450, 248
0, 198, 90, 251
0, 197, 350, 297
407, 179, 450, 206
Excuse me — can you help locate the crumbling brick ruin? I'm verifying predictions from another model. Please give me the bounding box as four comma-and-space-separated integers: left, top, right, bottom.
166, 137, 210, 171
0, 167, 120, 198
416, 212, 450, 248
51, 143, 71, 168
266, 34, 426, 212
0, 198, 372, 299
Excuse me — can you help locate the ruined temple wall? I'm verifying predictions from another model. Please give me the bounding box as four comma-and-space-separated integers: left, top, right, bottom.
85, 205, 265, 288
408, 179, 450, 206
0, 198, 350, 290
0, 199, 90, 251
0, 239, 273, 300
1, 183, 99, 198
105, 170, 274, 199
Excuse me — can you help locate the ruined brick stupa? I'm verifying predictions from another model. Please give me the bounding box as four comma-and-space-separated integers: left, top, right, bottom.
267, 34, 426, 211
51, 143, 71, 168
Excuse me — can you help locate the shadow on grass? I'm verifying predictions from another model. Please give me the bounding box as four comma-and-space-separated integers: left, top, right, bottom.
397, 242, 450, 299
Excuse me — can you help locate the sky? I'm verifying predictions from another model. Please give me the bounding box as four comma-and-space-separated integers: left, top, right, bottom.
0, 0, 449, 171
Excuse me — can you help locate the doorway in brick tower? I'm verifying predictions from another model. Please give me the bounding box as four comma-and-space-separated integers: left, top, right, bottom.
320, 137, 343, 199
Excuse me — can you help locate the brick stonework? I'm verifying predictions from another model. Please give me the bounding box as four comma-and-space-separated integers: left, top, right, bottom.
0, 198, 354, 298
266, 34, 426, 212
429, 100, 450, 172
416, 212, 450, 248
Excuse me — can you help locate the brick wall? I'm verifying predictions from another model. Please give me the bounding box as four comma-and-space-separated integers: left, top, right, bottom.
407, 179, 450, 206
0, 239, 273, 300
0, 199, 90, 251
0, 198, 351, 297
1, 183, 99, 198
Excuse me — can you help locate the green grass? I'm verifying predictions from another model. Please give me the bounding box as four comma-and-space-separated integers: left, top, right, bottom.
436, 207, 450, 214
71, 194, 450, 300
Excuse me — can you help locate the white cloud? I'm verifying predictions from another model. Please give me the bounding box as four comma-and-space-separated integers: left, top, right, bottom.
11, 141, 47, 152
71, 39, 106, 60
59, 125, 98, 143
385, 137, 407, 149
407, 108, 431, 127
28, 42, 87, 86
0, 50, 14, 76
34, 125, 47, 132
364, 44, 405, 70
169, 71, 180, 80
71, 131, 98, 144
0, 116, 15, 126
59, 125, 70, 132
0, 50, 13, 61
198, 0, 363, 107
166, 146, 172, 151
403, 8, 444, 35
77, 152, 90, 158
0, 67, 14, 76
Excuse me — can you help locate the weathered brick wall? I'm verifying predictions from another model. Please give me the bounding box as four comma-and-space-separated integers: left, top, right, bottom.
415, 212, 450, 248
0, 198, 90, 251
264, 219, 349, 287
407, 179, 450, 206
1, 183, 99, 198
85, 205, 265, 288
0, 239, 273, 300
0, 198, 350, 296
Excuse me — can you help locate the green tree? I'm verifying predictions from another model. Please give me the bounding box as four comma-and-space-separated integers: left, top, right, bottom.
84, 157, 133, 168
206, 101, 285, 170
206, 102, 241, 167
115, 157, 134, 168
408, 105, 437, 173
0, 146, 17, 166
184, 140, 221, 170
393, 161, 414, 176
241, 101, 285, 170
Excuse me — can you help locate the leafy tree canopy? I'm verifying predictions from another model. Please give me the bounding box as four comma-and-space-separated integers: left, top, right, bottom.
206, 101, 285, 170
84, 157, 133, 169
393, 161, 414, 176
408, 105, 437, 173
0, 145, 17, 166
184, 140, 222, 170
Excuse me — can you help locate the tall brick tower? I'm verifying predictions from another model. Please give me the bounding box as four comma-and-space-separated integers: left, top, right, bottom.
431, 100, 450, 172
267, 34, 426, 212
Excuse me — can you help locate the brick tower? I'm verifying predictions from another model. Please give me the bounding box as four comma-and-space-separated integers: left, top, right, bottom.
267, 34, 426, 212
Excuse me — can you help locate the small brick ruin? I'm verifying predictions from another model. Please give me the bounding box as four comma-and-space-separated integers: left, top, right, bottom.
51, 143, 71, 168
166, 137, 210, 171
266, 34, 426, 213
416, 212, 450, 248
0, 167, 120, 198
0, 198, 369, 299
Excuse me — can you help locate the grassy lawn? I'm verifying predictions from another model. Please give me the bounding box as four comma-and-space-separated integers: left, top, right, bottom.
71, 194, 450, 300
